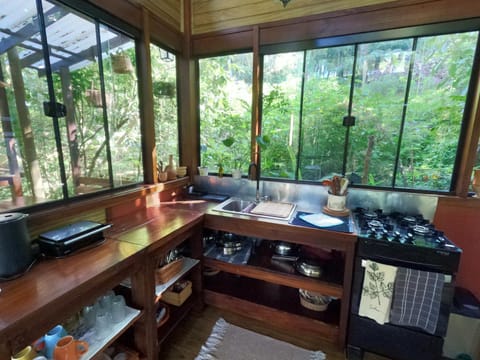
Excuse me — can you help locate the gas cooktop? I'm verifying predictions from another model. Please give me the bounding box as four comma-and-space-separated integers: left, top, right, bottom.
352, 208, 462, 273
353, 207, 459, 251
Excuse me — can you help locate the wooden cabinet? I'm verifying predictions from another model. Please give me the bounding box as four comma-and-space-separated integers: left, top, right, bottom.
108, 206, 204, 357
0, 239, 146, 359
203, 212, 356, 347
0, 206, 204, 360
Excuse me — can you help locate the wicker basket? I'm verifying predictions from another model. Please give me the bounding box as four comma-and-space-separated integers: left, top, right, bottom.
298, 289, 331, 312
156, 302, 170, 327
155, 258, 184, 284
85, 88, 103, 107
161, 280, 192, 306
111, 53, 133, 74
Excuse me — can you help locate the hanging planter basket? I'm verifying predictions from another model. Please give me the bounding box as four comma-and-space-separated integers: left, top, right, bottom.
111, 53, 134, 74
85, 82, 112, 108
153, 81, 175, 98
85, 88, 103, 107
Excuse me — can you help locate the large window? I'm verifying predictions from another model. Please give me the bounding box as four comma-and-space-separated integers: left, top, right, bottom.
0, 0, 142, 208
199, 53, 253, 175
150, 44, 179, 169
197, 24, 479, 193
261, 28, 479, 192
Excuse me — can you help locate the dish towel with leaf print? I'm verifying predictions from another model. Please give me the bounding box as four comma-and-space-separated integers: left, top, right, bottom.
359, 260, 398, 324
389, 267, 444, 334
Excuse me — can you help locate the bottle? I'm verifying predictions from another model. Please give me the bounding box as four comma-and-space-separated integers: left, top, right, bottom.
472, 168, 480, 197
165, 154, 177, 181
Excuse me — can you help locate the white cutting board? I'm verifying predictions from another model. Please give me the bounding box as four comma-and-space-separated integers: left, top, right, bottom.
250, 201, 295, 218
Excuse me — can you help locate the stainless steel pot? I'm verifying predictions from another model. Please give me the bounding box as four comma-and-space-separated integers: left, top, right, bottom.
274, 241, 297, 256
296, 258, 323, 278
223, 241, 242, 255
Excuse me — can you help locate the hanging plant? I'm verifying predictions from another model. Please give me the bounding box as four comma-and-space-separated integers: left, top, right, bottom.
111, 51, 134, 74
153, 81, 175, 98
85, 81, 112, 108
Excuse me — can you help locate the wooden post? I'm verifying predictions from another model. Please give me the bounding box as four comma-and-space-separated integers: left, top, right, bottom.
59, 67, 81, 188
138, 7, 157, 185
0, 63, 23, 200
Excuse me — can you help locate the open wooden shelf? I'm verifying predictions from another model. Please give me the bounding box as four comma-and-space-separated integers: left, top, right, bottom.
80, 306, 142, 359
203, 285, 339, 342
203, 239, 344, 298
156, 296, 197, 344
203, 217, 356, 347
204, 271, 341, 325
155, 257, 200, 297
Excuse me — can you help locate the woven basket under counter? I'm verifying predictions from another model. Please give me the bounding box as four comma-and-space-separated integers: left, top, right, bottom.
161, 280, 192, 307
155, 258, 184, 284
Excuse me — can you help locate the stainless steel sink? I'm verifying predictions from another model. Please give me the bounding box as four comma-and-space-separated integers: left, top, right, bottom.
213, 198, 256, 213
212, 198, 295, 220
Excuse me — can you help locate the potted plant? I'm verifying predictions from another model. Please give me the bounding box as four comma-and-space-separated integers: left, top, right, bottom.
231, 158, 243, 179
153, 81, 176, 98
198, 144, 209, 176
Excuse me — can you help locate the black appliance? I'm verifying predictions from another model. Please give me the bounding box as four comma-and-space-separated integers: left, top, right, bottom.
38, 220, 111, 258
347, 208, 462, 360
0, 212, 34, 279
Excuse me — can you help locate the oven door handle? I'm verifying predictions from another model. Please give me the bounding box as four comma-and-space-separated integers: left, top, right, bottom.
363, 256, 446, 271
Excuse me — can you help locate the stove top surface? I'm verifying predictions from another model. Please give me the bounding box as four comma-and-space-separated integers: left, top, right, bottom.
352, 207, 461, 253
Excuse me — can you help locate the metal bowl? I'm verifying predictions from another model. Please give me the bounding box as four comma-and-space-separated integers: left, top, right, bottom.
296, 258, 323, 278
223, 241, 242, 255
274, 241, 297, 256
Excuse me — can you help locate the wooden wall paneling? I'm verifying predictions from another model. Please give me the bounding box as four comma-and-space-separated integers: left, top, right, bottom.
259, 0, 480, 46
433, 197, 480, 300
138, 8, 156, 185
455, 51, 480, 197
178, 0, 200, 175
191, 0, 398, 35
149, 15, 184, 53
192, 28, 253, 57
27, 208, 107, 240
129, 0, 183, 32
88, 0, 142, 29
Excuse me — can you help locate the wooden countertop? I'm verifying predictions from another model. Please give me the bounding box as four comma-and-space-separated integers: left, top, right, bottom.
0, 239, 144, 353
0, 204, 206, 356
107, 205, 205, 253
0, 197, 357, 356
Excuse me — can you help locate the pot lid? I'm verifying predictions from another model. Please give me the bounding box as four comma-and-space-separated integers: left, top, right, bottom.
0, 212, 27, 224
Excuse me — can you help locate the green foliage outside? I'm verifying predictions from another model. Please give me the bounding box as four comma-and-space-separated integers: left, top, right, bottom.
199, 31, 478, 192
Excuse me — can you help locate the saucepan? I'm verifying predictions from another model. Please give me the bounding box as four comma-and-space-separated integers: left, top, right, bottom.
274, 241, 298, 256
295, 257, 323, 278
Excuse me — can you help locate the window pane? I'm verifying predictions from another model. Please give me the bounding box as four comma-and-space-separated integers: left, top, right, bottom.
348, 39, 413, 187
44, 1, 112, 196
101, 26, 142, 187
0, 0, 62, 205
301, 46, 354, 181
400, 32, 478, 191
262, 52, 303, 179
199, 53, 252, 175
150, 44, 179, 170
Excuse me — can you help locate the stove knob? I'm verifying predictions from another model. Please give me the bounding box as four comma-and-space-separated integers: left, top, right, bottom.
390, 231, 401, 242
436, 237, 446, 248
381, 229, 390, 241
405, 233, 415, 245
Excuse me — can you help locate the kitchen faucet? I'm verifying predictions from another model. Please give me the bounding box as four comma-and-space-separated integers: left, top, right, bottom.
248, 162, 261, 203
